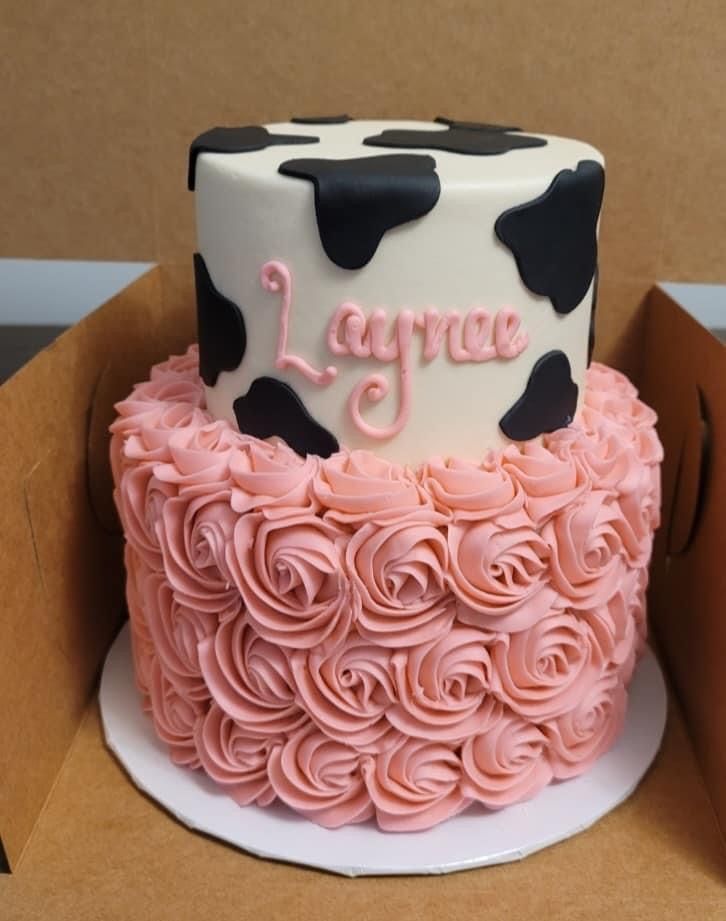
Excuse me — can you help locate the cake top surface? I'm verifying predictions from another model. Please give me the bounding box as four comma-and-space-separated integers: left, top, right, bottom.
189, 119, 604, 191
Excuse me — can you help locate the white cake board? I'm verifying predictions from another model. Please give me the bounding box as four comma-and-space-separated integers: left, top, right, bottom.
100, 622, 667, 877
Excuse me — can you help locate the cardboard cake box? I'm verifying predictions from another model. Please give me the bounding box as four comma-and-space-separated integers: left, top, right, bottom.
0, 263, 724, 919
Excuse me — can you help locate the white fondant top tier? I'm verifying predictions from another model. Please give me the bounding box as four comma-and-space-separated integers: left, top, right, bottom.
194, 119, 604, 464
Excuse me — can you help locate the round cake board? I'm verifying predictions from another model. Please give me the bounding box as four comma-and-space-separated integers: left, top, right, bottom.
100, 622, 667, 877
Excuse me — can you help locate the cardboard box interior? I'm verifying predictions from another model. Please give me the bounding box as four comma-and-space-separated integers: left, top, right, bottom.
2, 0, 726, 915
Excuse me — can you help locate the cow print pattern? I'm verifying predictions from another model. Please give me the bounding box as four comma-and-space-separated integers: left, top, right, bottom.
279, 154, 441, 270
291, 114, 351, 124
233, 376, 339, 459
496, 159, 604, 315
499, 350, 578, 441
193, 253, 246, 388
363, 125, 546, 156
435, 116, 521, 132
188, 126, 319, 190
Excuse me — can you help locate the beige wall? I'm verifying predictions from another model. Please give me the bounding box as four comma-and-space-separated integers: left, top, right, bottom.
3, 0, 726, 370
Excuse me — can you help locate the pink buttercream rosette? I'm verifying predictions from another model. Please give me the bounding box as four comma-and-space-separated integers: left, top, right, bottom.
110, 345, 662, 832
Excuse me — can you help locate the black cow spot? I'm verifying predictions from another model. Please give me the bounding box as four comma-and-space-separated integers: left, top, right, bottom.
291, 114, 351, 124
188, 126, 318, 190
588, 266, 599, 365
495, 160, 605, 315
233, 377, 339, 459
499, 351, 578, 441
279, 154, 440, 270
363, 125, 545, 156
435, 116, 521, 132
194, 253, 247, 387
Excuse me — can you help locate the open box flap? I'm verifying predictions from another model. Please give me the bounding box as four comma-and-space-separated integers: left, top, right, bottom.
0, 265, 196, 869
641, 286, 726, 838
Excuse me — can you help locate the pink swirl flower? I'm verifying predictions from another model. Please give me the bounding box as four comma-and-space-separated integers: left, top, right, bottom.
124, 545, 156, 706
542, 491, 625, 608
314, 449, 425, 523
347, 511, 451, 647
586, 362, 638, 400
545, 423, 648, 500
363, 737, 469, 831
548, 425, 656, 570
151, 344, 202, 381
421, 452, 522, 521
157, 488, 242, 621
543, 672, 627, 778
584, 368, 656, 432
578, 574, 637, 670
115, 463, 176, 570
461, 704, 553, 807
290, 637, 396, 752
195, 703, 278, 806
613, 489, 657, 566
387, 626, 494, 740
120, 412, 203, 466
140, 570, 215, 701
198, 617, 306, 735
148, 659, 204, 767
631, 427, 664, 466
154, 421, 240, 491
113, 352, 204, 429
113, 405, 211, 473
502, 441, 589, 525
227, 513, 352, 650
606, 569, 648, 685
230, 438, 319, 516
120, 369, 205, 415
490, 609, 603, 721
449, 508, 557, 633
268, 724, 374, 828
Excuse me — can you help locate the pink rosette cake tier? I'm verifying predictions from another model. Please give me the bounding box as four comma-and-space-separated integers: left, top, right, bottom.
110, 345, 662, 832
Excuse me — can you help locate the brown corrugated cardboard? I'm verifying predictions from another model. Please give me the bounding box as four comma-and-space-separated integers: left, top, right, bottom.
640, 287, 726, 840
0, 266, 193, 872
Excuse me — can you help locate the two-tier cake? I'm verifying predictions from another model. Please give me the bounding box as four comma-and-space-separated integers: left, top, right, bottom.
110, 117, 662, 831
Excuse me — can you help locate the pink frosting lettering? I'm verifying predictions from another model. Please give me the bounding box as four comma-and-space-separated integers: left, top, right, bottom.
495, 308, 529, 358
263, 259, 529, 441
328, 302, 528, 440
463, 309, 497, 361
419, 309, 450, 361
261, 260, 338, 386
347, 310, 416, 440
328, 303, 371, 358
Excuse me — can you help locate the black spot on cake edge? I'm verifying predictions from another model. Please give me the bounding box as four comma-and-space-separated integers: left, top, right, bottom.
363, 126, 546, 157
188, 125, 319, 190
291, 114, 351, 125
495, 159, 605, 315
193, 253, 247, 387
233, 376, 339, 459
435, 116, 521, 132
499, 350, 579, 441
279, 154, 441, 270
